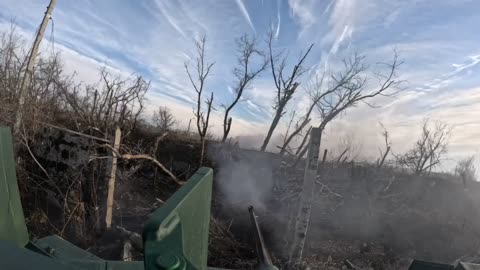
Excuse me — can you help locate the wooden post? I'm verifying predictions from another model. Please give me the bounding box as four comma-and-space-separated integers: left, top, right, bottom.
14, 0, 57, 132
288, 127, 321, 269
322, 149, 328, 164
105, 127, 121, 229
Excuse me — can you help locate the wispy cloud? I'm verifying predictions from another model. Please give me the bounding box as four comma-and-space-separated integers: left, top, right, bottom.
329, 24, 353, 55
235, 0, 256, 34
450, 54, 480, 75
287, 0, 316, 29
155, 0, 187, 39
416, 53, 480, 91
275, 0, 281, 39
3, 0, 480, 168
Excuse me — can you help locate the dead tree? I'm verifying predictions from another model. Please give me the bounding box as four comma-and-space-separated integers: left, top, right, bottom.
260, 32, 314, 151
152, 106, 176, 132
377, 122, 391, 168
278, 110, 298, 156
185, 35, 215, 166
396, 119, 450, 175
221, 35, 267, 142
294, 51, 402, 165
455, 156, 476, 188
279, 73, 336, 155
56, 69, 149, 139
334, 134, 362, 164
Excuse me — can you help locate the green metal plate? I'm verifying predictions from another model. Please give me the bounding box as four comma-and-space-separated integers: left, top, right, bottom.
0, 127, 29, 247
143, 167, 213, 270
0, 239, 82, 270
34, 235, 102, 261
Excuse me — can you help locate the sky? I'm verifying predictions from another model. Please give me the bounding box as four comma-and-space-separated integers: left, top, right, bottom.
1, 0, 480, 173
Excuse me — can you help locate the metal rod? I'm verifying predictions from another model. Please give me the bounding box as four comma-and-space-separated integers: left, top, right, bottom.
248, 206, 273, 265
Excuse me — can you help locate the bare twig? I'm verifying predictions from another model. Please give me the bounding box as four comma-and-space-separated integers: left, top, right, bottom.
38, 121, 109, 143
101, 144, 182, 185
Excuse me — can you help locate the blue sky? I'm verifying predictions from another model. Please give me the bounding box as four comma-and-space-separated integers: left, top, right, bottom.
1, 0, 480, 171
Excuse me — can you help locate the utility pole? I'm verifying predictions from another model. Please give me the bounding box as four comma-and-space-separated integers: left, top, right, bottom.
14, 0, 57, 132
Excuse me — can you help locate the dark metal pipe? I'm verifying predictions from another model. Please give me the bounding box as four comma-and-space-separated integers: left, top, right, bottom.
248, 206, 278, 270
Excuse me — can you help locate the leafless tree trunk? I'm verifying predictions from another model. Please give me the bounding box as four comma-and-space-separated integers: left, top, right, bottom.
336, 147, 349, 163
278, 110, 298, 155
279, 73, 333, 155
260, 32, 314, 151
185, 35, 215, 166
294, 51, 403, 165
222, 35, 267, 142
200, 93, 214, 165
377, 122, 391, 169
294, 126, 312, 158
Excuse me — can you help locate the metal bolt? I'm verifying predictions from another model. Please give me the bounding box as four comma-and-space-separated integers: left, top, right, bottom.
45, 246, 55, 255
155, 254, 186, 270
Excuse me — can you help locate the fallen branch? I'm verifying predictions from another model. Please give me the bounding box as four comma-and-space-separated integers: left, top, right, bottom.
344, 259, 360, 270
122, 154, 181, 185
152, 132, 168, 155
101, 144, 181, 185
38, 121, 110, 143
116, 226, 143, 250
315, 179, 343, 198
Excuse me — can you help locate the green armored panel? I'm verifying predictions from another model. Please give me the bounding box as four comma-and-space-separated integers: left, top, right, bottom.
409, 260, 454, 270
0, 239, 81, 270
143, 167, 213, 270
456, 262, 480, 270
0, 127, 29, 247
33, 235, 102, 261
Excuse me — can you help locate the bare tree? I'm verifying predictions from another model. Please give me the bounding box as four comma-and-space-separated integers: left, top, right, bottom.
396, 119, 450, 175
455, 156, 476, 188
222, 35, 267, 142
279, 73, 335, 155
289, 52, 402, 266
260, 32, 314, 151
295, 51, 403, 164
334, 133, 363, 164
0, 25, 69, 137
294, 126, 312, 157
0, 24, 27, 103
278, 110, 298, 156
152, 106, 176, 132
377, 122, 391, 168
56, 69, 149, 139
185, 35, 215, 166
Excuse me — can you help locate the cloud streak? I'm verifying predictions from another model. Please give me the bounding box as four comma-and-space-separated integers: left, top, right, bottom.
329, 24, 353, 55
275, 0, 281, 39
235, 0, 256, 34
155, 0, 187, 39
